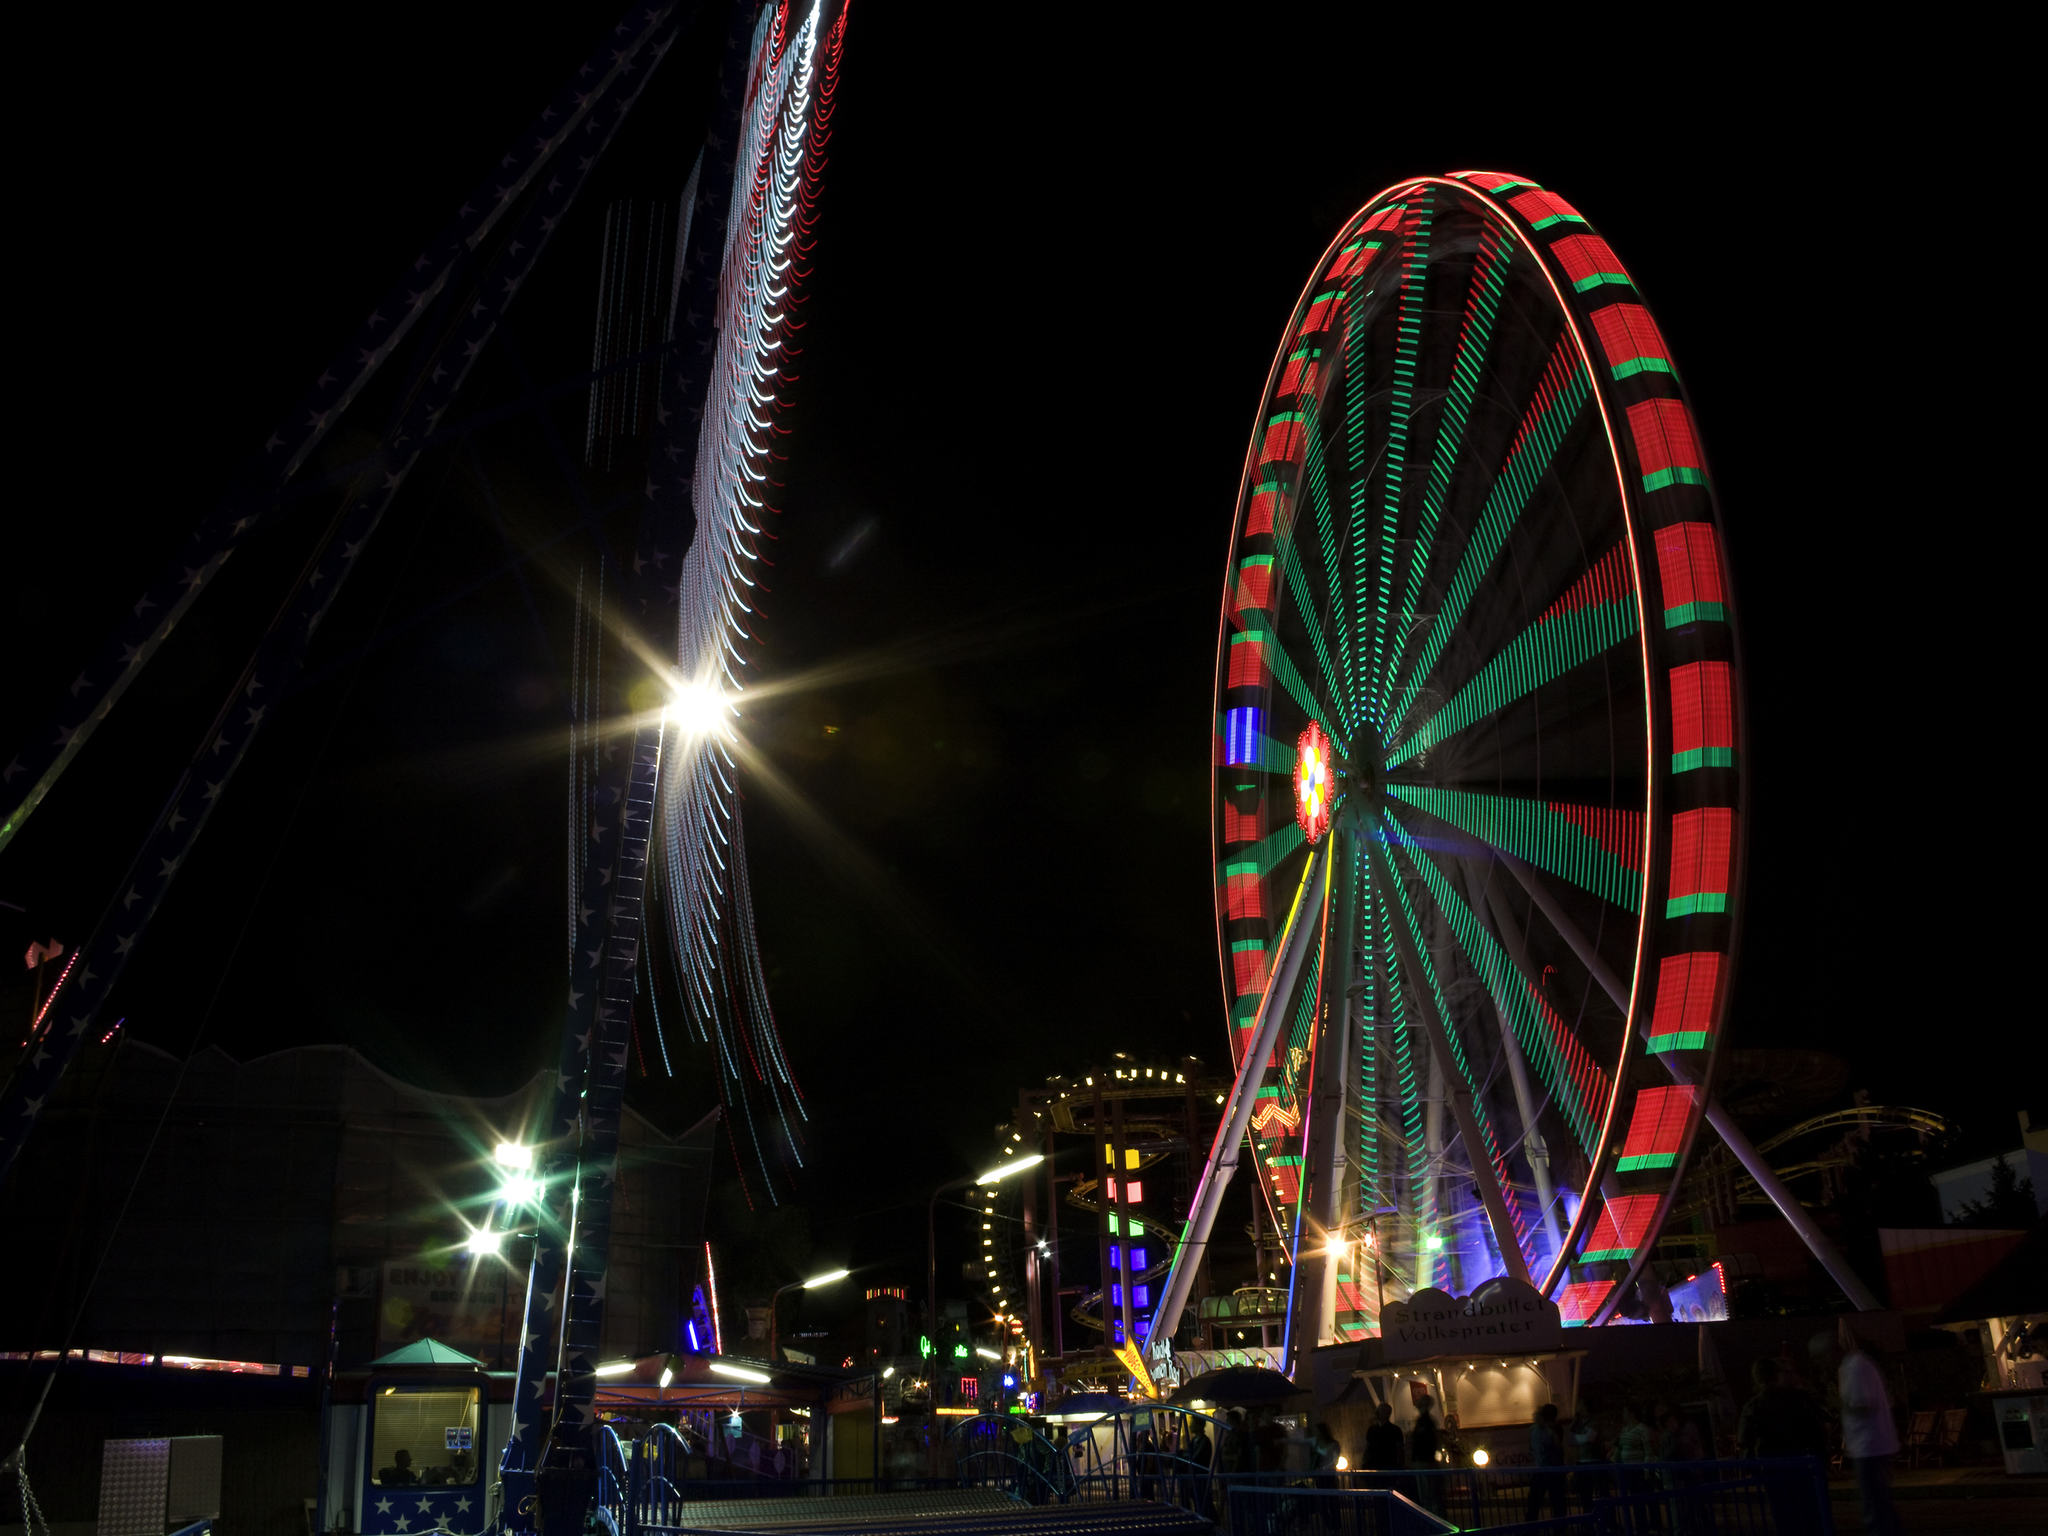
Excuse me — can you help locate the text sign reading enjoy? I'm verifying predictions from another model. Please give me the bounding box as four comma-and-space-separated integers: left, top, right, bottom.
1380, 1280, 1563, 1362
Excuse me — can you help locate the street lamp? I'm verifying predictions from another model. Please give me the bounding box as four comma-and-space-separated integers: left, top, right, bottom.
769, 1268, 852, 1363
926, 1154, 1046, 1396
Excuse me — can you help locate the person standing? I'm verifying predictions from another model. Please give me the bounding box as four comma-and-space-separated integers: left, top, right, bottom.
1527, 1403, 1567, 1521
1364, 1402, 1405, 1490
1409, 1395, 1442, 1514
1738, 1357, 1826, 1530
1570, 1411, 1613, 1511
1817, 1324, 1903, 1536
1181, 1419, 1212, 1513
1615, 1402, 1660, 1534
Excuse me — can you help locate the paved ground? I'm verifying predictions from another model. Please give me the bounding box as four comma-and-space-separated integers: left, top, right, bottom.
1831, 1467, 2048, 1534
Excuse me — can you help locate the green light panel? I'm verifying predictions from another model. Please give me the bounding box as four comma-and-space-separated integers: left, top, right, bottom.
1387, 587, 1637, 769
1386, 786, 1641, 913
1387, 342, 1592, 733
1379, 226, 1512, 716
1380, 809, 1603, 1155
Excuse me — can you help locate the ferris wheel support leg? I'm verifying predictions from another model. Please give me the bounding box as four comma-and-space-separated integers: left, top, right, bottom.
1145, 847, 1327, 1355
1379, 888, 1533, 1289
1470, 873, 1568, 1262
1492, 851, 1882, 1315
1289, 836, 1359, 1372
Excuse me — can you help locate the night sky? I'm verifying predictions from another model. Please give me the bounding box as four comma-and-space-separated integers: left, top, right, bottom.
6, 9, 2018, 1314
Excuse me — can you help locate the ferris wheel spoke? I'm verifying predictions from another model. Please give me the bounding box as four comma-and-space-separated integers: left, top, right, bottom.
1385, 785, 1642, 913
1379, 807, 1608, 1159
1299, 405, 1360, 730
1377, 224, 1516, 716
1359, 196, 1435, 731
1387, 338, 1593, 733
1371, 836, 1535, 1283
1384, 541, 1638, 769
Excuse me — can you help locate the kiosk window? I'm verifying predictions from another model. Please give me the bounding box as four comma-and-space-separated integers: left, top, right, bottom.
372, 1385, 481, 1486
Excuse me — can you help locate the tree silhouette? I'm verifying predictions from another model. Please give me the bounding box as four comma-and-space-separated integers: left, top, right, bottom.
1954, 1154, 2038, 1228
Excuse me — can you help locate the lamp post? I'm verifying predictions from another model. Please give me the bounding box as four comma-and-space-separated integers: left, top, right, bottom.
769, 1268, 851, 1364
925, 1155, 1044, 1402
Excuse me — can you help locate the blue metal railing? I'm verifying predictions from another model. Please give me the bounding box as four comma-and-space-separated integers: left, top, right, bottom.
1225, 1460, 1832, 1535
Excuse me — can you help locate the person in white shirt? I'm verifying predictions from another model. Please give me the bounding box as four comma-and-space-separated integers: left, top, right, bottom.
1813, 1322, 1901, 1536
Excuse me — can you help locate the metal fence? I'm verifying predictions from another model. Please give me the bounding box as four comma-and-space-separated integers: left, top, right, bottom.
1226, 1461, 1833, 1536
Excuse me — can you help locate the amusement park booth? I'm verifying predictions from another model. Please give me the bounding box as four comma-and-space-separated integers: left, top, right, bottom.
320, 1339, 510, 1535
1308, 1279, 1582, 1470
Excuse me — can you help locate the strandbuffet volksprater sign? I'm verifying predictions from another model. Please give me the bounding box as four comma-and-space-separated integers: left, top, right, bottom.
1379, 1279, 1564, 1362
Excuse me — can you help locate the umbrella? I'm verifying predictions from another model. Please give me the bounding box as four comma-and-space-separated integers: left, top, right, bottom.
1170, 1366, 1310, 1407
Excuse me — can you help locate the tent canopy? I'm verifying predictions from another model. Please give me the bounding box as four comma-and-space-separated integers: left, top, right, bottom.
369, 1337, 487, 1368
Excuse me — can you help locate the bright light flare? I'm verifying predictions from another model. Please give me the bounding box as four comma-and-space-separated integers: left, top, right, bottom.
594, 1360, 637, 1378
1472, 1448, 1491, 1467
709, 1360, 772, 1384
498, 1175, 542, 1206
464, 1228, 501, 1258
664, 678, 729, 738
802, 1268, 851, 1288
974, 1153, 1045, 1184
493, 1142, 532, 1169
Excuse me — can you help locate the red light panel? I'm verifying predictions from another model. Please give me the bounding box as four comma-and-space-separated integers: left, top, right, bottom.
1654, 523, 1727, 625
1590, 303, 1672, 380
1509, 188, 1587, 230
1617, 1085, 1697, 1171
1227, 634, 1268, 690
1246, 481, 1283, 538
1626, 399, 1705, 492
1669, 660, 1736, 773
1549, 233, 1632, 291
1557, 1279, 1614, 1326
1221, 802, 1260, 845
1260, 413, 1306, 467
1296, 291, 1343, 337
1648, 952, 1723, 1053
1583, 1193, 1659, 1260
1234, 558, 1274, 615
1667, 808, 1734, 917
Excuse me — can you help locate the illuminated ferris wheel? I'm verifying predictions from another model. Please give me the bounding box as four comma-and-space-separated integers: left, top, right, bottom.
1155, 171, 1744, 1349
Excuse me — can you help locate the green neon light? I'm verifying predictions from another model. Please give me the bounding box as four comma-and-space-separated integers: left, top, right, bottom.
1380, 228, 1512, 716
1609, 356, 1674, 380
1642, 466, 1707, 493
1380, 810, 1601, 1153
1665, 893, 1728, 918
1672, 747, 1737, 773
1663, 602, 1727, 628
1648, 1031, 1710, 1054
1389, 356, 1592, 725
1376, 829, 1516, 1202
1581, 1244, 1636, 1262
1353, 856, 1379, 1219
1387, 786, 1639, 913
1571, 272, 1631, 293
1388, 596, 1638, 768
1528, 212, 1588, 232
1301, 402, 1357, 734
1374, 878, 1433, 1287
1616, 1153, 1677, 1172
1362, 201, 1434, 730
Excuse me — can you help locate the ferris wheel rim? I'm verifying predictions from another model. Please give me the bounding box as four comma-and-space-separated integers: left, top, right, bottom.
1208, 170, 1743, 1332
